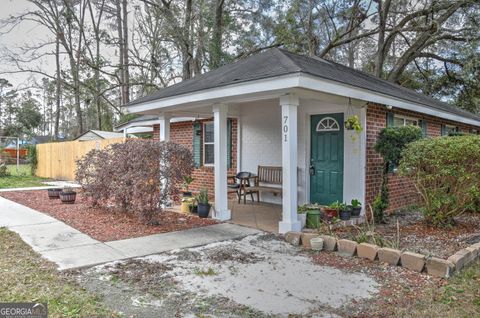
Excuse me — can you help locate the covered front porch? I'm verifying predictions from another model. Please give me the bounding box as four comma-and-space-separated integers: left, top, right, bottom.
132, 88, 367, 233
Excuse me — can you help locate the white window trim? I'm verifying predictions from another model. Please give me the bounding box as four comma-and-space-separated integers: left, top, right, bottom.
444, 124, 458, 135
393, 114, 419, 126
203, 121, 214, 166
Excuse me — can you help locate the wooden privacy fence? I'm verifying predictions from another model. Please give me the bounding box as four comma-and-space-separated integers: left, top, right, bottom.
36, 138, 125, 180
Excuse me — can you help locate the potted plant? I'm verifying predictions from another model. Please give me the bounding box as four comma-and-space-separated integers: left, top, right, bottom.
299, 203, 323, 229
59, 187, 76, 204
339, 203, 351, 220
324, 201, 341, 219
196, 188, 210, 218
351, 199, 362, 218
47, 188, 62, 199
297, 205, 308, 229
182, 176, 194, 197
189, 198, 198, 214
344, 115, 362, 142
181, 196, 195, 213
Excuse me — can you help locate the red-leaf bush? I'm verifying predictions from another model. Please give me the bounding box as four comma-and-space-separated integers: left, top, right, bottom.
76, 139, 194, 222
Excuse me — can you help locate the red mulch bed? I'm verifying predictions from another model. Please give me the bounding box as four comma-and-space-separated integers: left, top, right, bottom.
1, 190, 218, 242
332, 209, 480, 258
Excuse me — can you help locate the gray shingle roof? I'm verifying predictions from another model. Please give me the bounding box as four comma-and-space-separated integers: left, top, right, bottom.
126, 48, 480, 122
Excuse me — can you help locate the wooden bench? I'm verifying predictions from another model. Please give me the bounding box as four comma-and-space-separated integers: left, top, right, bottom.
250, 166, 282, 202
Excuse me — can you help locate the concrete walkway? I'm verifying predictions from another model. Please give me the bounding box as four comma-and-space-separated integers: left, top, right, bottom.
0, 181, 81, 192
0, 196, 261, 270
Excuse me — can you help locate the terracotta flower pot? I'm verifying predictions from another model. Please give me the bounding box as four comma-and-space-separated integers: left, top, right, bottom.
323, 208, 338, 219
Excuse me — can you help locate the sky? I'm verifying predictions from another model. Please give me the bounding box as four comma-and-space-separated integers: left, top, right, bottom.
0, 0, 55, 89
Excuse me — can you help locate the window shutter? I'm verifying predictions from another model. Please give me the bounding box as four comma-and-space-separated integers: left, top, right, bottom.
441, 124, 446, 136
193, 122, 202, 167
386, 112, 394, 127
419, 119, 428, 137
227, 119, 232, 169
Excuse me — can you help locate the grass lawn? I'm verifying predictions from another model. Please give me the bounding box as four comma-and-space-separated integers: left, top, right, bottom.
0, 228, 115, 318
398, 261, 480, 317
0, 164, 47, 189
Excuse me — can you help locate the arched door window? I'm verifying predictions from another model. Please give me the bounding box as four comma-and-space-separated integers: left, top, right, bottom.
316, 117, 340, 132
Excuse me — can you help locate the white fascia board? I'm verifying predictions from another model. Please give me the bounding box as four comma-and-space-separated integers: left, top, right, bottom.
123, 74, 300, 114
299, 74, 480, 127
114, 119, 160, 131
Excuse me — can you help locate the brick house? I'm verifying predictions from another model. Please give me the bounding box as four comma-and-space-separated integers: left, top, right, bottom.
122, 48, 480, 233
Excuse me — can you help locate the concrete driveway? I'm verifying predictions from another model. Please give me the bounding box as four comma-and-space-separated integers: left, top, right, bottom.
76, 234, 379, 317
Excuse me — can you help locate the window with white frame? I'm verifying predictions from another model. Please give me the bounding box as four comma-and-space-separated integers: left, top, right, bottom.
444, 124, 457, 135
203, 122, 214, 165
393, 114, 418, 127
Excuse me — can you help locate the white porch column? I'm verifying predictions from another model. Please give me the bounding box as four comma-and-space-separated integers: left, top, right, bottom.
158, 113, 171, 141
123, 127, 128, 138
213, 104, 231, 220
279, 94, 301, 233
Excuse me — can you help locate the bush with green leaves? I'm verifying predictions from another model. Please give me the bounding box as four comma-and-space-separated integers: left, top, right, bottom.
26, 145, 38, 175
76, 139, 194, 222
373, 125, 423, 222
399, 135, 480, 227
374, 125, 423, 166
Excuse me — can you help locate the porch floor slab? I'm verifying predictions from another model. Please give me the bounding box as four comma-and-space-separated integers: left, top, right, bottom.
229, 200, 282, 233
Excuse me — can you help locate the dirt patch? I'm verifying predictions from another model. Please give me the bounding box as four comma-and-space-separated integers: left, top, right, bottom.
205, 246, 265, 264
0, 190, 217, 242
309, 250, 444, 317
332, 209, 480, 258
71, 257, 271, 318
69, 235, 378, 317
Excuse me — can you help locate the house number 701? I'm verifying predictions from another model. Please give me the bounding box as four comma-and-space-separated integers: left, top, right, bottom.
283, 115, 288, 142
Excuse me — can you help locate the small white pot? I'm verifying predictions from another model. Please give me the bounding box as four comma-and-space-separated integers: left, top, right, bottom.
298, 214, 307, 229
310, 237, 324, 251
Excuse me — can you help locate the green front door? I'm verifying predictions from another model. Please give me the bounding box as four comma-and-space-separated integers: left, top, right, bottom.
310, 113, 344, 205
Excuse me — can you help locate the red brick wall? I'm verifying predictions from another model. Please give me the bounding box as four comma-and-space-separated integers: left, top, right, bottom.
366, 103, 480, 212
153, 119, 237, 196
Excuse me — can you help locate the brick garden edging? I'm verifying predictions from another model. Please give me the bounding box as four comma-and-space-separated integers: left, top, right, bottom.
285, 232, 480, 278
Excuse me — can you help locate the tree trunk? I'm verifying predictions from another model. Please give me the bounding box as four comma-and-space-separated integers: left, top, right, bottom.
115, 0, 125, 105
307, 0, 316, 56
182, 0, 193, 79
374, 0, 391, 78
121, 0, 130, 103
54, 35, 61, 140
210, 0, 224, 70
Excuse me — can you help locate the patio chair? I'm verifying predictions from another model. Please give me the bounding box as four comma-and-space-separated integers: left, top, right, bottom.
227, 171, 255, 204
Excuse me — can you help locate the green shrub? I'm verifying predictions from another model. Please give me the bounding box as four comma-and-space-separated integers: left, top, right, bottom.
25, 145, 37, 175
399, 135, 480, 227
374, 125, 423, 166
0, 163, 10, 177
373, 125, 423, 222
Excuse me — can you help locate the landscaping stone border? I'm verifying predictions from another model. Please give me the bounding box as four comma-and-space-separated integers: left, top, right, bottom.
285, 232, 480, 279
